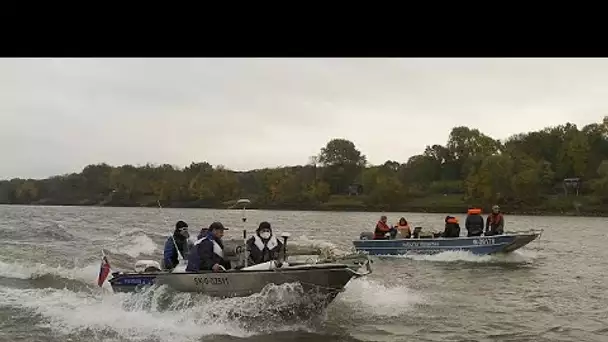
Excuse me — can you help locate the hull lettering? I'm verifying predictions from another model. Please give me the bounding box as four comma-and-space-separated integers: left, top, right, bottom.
473, 238, 496, 245
116, 277, 155, 285
194, 277, 230, 286
402, 241, 440, 247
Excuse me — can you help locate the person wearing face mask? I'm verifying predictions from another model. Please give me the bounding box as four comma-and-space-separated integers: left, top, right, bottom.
246, 221, 284, 265
162, 220, 190, 270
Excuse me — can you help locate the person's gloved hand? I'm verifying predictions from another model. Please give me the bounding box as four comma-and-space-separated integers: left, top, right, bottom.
212, 264, 225, 272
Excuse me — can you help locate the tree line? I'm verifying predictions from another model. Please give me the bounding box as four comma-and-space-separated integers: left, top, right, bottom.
2, 117, 608, 215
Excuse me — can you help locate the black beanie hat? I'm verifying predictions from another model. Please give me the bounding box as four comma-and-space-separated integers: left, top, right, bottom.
257, 221, 271, 233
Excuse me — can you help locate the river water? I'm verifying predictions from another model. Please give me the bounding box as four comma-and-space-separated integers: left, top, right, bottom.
0, 205, 605, 342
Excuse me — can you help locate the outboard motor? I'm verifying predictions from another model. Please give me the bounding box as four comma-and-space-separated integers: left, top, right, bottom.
360, 232, 375, 240
280, 232, 291, 265
134, 260, 162, 273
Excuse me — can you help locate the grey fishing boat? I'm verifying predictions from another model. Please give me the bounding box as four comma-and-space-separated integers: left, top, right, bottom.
106, 199, 372, 306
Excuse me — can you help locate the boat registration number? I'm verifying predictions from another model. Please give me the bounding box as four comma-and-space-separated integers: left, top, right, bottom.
193, 276, 229, 286
473, 238, 496, 245
403, 241, 440, 247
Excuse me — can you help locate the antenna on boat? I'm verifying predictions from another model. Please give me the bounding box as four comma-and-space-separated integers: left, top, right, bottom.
157, 200, 185, 262
236, 198, 251, 268
280, 232, 291, 262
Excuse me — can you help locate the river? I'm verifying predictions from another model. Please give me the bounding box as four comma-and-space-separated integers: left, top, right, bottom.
0, 205, 605, 342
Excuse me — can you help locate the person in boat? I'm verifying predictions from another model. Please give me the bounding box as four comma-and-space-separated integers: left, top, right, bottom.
196, 227, 209, 239
395, 217, 412, 238
373, 215, 396, 239
186, 221, 231, 273
465, 207, 484, 237
186, 227, 210, 252
485, 205, 505, 236
442, 216, 461, 238
246, 221, 284, 265
162, 220, 190, 270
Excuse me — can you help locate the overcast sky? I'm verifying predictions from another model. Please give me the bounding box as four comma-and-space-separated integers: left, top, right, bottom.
2, 58, 608, 179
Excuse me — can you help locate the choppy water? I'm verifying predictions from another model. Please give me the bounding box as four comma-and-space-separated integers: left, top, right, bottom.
0, 205, 606, 342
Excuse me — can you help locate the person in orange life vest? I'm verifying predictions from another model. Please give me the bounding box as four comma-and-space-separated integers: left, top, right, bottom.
395, 217, 412, 238
246, 221, 283, 265
442, 216, 461, 238
485, 205, 505, 236
465, 207, 484, 237
373, 215, 395, 239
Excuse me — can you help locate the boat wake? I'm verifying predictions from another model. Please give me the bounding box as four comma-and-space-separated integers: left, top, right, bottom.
0, 277, 321, 341
392, 249, 540, 264
335, 278, 425, 318
0, 258, 380, 342
292, 235, 351, 257
0, 285, 264, 341
105, 229, 160, 258
0, 260, 101, 283
0, 255, 419, 342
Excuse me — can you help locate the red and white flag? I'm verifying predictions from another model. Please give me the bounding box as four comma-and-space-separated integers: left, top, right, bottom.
97, 252, 111, 287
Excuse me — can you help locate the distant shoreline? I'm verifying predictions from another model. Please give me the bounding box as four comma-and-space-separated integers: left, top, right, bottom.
2, 202, 605, 218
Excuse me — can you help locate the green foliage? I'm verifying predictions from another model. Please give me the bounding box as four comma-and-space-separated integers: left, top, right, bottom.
3, 117, 608, 215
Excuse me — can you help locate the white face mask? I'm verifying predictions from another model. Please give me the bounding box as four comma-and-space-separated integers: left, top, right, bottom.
260, 231, 271, 239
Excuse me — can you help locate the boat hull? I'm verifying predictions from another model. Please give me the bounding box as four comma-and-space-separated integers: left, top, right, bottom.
108, 262, 369, 301
352, 231, 542, 256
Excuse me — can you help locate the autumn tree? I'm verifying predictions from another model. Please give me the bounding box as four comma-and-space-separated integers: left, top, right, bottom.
318, 138, 367, 194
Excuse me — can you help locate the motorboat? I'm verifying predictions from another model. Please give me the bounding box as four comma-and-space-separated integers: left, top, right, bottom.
105, 199, 373, 308
353, 228, 542, 256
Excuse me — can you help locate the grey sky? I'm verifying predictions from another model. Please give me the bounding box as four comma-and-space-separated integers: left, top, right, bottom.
2, 58, 608, 179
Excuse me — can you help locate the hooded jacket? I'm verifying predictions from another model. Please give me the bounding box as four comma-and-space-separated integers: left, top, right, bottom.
186, 232, 231, 272
162, 221, 190, 270
246, 223, 283, 265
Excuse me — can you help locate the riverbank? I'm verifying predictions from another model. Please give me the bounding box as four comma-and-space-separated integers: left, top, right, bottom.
3, 194, 607, 217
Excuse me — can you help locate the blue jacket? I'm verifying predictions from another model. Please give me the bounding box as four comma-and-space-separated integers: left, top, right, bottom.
163, 235, 188, 270
186, 233, 231, 272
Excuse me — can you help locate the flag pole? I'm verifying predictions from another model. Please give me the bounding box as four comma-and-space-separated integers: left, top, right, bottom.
98, 248, 112, 288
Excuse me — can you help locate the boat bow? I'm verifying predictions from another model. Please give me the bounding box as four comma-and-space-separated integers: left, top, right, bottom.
346, 257, 373, 277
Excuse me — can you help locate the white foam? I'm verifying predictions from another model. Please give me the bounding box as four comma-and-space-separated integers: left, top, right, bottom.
293, 235, 350, 257
0, 260, 114, 291
109, 234, 158, 258
390, 249, 539, 263
0, 286, 252, 342
0, 281, 320, 342
0, 260, 35, 279
338, 278, 425, 317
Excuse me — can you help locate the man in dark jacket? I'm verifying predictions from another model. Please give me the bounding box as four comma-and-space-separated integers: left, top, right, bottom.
485, 205, 505, 236
465, 208, 484, 237
162, 220, 190, 270
186, 222, 231, 273
442, 216, 461, 238
246, 221, 284, 265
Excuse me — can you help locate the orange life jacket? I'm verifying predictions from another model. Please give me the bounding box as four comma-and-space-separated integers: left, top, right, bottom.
467, 208, 482, 215
396, 223, 411, 234
488, 213, 503, 225
374, 221, 391, 239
